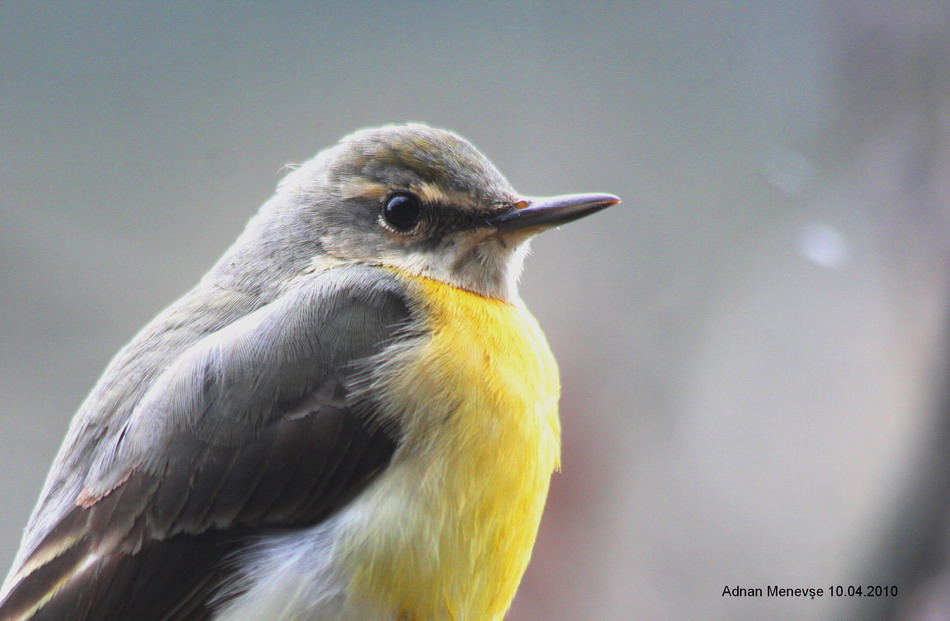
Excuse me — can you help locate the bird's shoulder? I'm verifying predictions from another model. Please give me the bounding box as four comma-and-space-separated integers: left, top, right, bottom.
0, 264, 420, 621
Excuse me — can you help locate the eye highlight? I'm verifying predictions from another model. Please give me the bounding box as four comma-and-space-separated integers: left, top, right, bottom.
382, 192, 423, 232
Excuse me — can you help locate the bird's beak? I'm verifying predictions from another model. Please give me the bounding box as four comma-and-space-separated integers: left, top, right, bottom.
487, 193, 620, 232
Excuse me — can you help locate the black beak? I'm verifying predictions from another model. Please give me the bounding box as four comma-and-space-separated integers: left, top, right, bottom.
487, 193, 620, 232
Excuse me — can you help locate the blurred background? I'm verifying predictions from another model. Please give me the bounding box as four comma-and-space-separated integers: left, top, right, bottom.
2, 2, 950, 619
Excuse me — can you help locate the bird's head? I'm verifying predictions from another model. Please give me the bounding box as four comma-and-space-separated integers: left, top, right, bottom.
225, 124, 618, 301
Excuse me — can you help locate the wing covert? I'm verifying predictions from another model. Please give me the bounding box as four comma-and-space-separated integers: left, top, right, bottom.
0, 266, 417, 621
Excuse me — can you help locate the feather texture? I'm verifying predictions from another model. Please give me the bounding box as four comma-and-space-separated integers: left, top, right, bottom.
0, 266, 413, 620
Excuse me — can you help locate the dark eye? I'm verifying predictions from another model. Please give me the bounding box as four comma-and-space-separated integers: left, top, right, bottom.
382, 192, 423, 232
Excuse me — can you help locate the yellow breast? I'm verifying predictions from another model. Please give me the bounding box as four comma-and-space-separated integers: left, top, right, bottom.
341, 272, 561, 620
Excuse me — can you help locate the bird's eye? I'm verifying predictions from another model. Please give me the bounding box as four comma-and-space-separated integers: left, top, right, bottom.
382, 192, 423, 232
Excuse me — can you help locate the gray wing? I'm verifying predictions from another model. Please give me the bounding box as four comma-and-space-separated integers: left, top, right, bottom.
0, 266, 416, 621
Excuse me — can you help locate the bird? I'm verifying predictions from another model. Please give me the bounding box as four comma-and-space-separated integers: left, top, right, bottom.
0, 123, 618, 621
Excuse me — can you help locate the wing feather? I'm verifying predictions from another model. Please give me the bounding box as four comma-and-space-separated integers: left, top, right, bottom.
0, 266, 416, 621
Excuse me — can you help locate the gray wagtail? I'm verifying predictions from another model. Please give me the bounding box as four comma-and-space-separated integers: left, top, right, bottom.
0, 123, 618, 620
